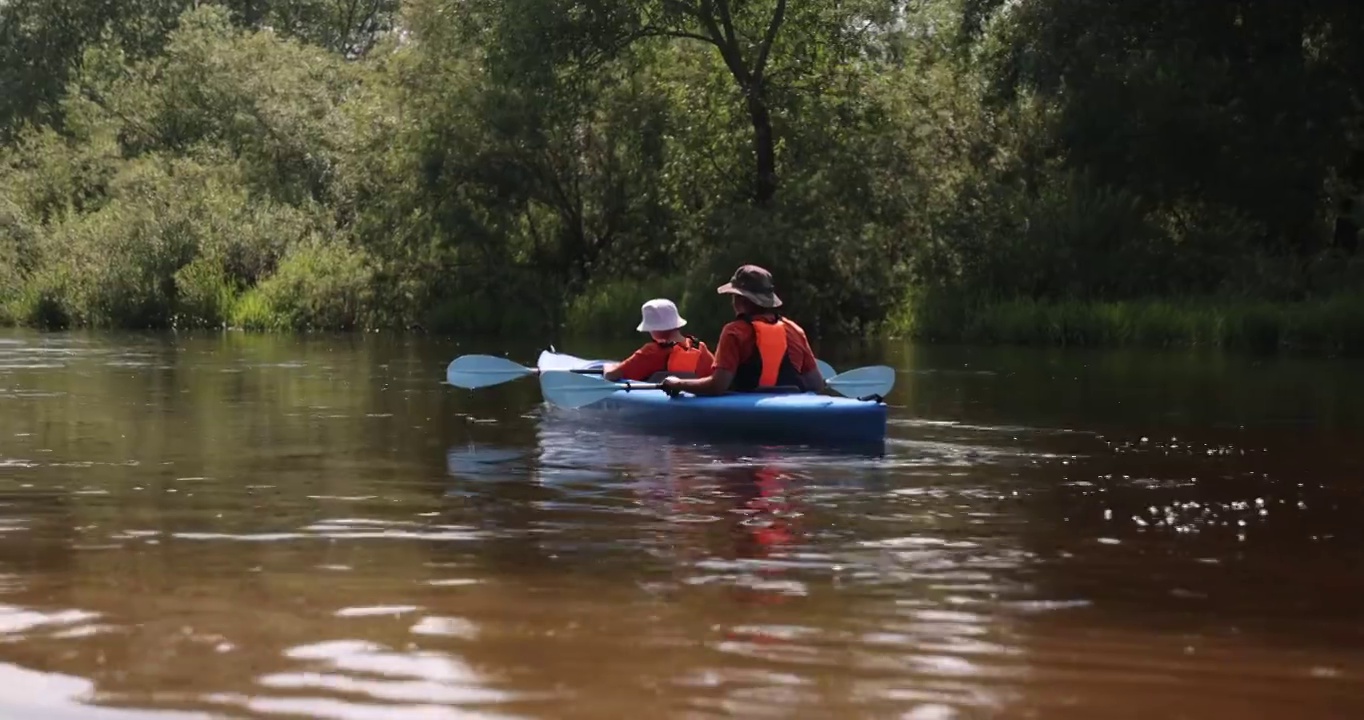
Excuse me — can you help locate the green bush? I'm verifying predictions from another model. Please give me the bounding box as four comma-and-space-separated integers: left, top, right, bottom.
173, 257, 239, 328
6, 268, 72, 329
563, 276, 687, 338
0, 144, 331, 329
226, 288, 274, 330
44, 195, 196, 328
233, 239, 376, 331
0, 242, 20, 327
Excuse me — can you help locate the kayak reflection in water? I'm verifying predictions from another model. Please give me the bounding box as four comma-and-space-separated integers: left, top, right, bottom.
660, 265, 825, 398
602, 298, 716, 383
641, 446, 805, 607
728, 465, 798, 562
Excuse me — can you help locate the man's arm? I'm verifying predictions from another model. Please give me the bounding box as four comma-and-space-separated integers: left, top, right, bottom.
794, 333, 824, 392
602, 362, 624, 382
663, 323, 740, 396
662, 368, 733, 397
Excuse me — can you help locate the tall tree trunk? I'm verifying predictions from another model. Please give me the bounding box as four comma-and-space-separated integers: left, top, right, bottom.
747, 85, 777, 206
652, 0, 785, 205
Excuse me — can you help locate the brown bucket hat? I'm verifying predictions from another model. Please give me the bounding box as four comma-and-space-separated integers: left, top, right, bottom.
716, 264, 782, 308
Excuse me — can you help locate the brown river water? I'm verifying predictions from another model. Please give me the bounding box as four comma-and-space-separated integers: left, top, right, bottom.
1, 330, 1363, 719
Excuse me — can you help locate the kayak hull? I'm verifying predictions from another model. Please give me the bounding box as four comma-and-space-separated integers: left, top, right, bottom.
535, 350, 888, 445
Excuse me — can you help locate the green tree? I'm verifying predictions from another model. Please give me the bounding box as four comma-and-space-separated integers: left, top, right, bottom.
462, 0, 901, 207
0, 0, 398, 139
964, 0, 1364, 285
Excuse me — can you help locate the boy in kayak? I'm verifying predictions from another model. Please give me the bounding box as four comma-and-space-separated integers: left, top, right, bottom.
659, 265, 824, 397
603, 298, 716, 382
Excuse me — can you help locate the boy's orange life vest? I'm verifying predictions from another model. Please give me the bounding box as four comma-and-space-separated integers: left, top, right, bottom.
662, 336, 708, 375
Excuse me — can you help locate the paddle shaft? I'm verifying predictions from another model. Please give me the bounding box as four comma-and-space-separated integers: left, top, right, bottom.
446, 353, 608, 389
552, 368, 604, 376
620, 382, 823, 396
618, 368, 890, 397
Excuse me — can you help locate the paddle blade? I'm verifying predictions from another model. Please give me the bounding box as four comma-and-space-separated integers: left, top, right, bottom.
539, 371, 628, 409
815, 359, 837, 380
445, 354, 534, 389
536, 349, 608, 373
826, 365, 896, 399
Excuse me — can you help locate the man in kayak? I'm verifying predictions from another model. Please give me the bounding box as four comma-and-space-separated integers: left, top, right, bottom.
659, 265, 824, 397
603, 298, 716, 382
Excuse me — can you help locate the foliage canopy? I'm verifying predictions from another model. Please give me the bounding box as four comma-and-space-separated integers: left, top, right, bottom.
1, 0, 1361, 345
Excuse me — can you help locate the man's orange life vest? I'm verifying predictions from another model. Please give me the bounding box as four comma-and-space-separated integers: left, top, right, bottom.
733, 316, 805, 391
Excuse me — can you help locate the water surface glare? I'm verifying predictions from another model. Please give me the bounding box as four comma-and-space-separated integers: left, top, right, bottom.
1, 330, 1363, 718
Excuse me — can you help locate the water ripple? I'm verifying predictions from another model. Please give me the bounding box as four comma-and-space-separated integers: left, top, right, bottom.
172, 518, 486, 543
201, 639, 524, 719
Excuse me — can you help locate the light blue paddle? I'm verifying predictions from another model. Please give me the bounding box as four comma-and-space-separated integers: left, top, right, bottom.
445, 354, 603, 389
539, 365, 896, 409
449, 354, 848, 391
537, 373, 649, 408
537, 349, 608, 372
544, 348, 833, 379
819, 364, 896, 399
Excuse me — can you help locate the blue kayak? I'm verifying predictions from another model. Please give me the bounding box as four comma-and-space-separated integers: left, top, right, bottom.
535, 350, 888, 445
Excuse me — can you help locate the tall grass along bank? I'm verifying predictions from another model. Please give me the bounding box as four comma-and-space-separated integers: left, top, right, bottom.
893, 294, 1364, 355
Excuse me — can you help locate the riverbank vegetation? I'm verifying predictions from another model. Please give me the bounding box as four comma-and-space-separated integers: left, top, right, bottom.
2, 1, 1362, 352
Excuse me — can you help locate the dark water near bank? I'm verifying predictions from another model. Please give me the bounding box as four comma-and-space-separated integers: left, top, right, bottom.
1, 330, 1363, 719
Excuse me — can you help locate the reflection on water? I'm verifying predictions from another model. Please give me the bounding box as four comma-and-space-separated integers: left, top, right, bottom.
0, 330, 1363, 718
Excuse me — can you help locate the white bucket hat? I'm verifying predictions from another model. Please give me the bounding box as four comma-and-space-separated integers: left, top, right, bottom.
636, 298, 687, 333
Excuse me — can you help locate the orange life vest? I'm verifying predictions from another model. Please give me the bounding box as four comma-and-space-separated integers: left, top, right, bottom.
663, 336, 707, 375
734, 315, 805, 391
